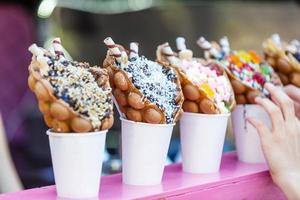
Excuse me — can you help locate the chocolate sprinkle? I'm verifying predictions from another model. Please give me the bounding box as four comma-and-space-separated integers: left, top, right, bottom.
42, 56, 112, 129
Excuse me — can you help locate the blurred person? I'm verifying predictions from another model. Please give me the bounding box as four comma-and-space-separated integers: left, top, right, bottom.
0, 0, 53, 189
0, 114, 23, 192
248, 84, 300, 200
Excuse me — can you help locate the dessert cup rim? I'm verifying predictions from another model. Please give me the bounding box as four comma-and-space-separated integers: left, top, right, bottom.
120, 117, 175, 127
182, 112, 231, 117
234, 104, 262, 109
46, 129, 108, 137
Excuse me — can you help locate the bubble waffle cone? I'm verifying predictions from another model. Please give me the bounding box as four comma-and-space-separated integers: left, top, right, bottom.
197, 36, 282, 104
103, 38, 183, 124
221, 66, 265, 105
156, 40, 235, 114
28, 39, 114, 133
263, 34, 300, 87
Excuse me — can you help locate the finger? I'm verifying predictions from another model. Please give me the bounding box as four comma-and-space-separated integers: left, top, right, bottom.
247, 117, 270, 139
295, 102, 300, 119
255, 96, 284, 131
285, 85, 300, 119
265, 83, 295, 121
284, 85, 300, 103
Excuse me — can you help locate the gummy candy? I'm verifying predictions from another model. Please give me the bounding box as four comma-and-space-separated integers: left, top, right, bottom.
243, 63, 254, 71
237, 51, 251, 62
253, 72, 265, 86
260, 65, 270, 75
200, 83, 215, 97
229, 55, 243, 67
249, 51, 261, 64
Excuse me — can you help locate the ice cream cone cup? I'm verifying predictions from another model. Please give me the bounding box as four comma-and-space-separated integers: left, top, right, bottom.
180, 112, 230, 173
232, 105, 270, 163
120, 118, 174, 185
47, 130, 107, 199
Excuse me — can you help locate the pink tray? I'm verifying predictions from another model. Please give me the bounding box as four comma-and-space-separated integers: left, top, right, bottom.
0, 152, 286, 200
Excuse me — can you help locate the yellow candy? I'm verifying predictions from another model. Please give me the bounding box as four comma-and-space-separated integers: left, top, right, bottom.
249, 50, 261, 64
237, 51, 251, 62
200, 83, 214, 97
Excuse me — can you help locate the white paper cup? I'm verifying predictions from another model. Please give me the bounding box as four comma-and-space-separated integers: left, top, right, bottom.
121, 118, 174, 186
180, 112, 230, 174
47, 130, 107, 199
232, 105, 271, 163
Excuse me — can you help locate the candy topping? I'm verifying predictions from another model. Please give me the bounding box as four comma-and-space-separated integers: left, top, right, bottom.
162, 40, 233, 113
200, 83, 214, 98
249, 51, 261, 64
225, 51, 275, 94
180, 60, 232, 113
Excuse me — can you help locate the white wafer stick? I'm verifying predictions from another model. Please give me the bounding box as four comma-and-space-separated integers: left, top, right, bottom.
28, 44, 49, 64
176, 37, 187, 51
36, 55, 50, 66
162, 43, 177, 64
284, 39, 299, 54
291, 39, 300, 52
220, 36, 230, 55
28, 44, 50, 75
104, 37, 123, 64
271, 34, 281, 46
176, 37, 193, 60
209, 48, 220, 59
220, 36, 229, 48
197, 37, 220, 59
52, 38, 65, 58
291, 39, 300, 47
28, 44, 44, 56
286, 44, 298, 54
129, 42, 139, 59
197, 37, 212, 50
121, 51, 128, 65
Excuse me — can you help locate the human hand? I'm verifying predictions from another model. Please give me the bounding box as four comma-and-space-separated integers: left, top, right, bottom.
247, 83, 300, 200
284, 85, 300, 119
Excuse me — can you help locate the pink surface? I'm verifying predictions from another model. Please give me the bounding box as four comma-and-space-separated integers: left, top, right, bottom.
0, 152, 286, 200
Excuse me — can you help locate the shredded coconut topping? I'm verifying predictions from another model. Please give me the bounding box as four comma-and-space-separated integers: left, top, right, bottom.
120, 56, 180, 123
44, 56, 112, 129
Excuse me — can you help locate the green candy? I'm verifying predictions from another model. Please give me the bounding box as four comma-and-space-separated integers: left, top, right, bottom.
260, 65, 270, 75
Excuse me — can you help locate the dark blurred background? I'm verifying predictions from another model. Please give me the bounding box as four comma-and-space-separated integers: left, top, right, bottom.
0, 0, 299, 189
